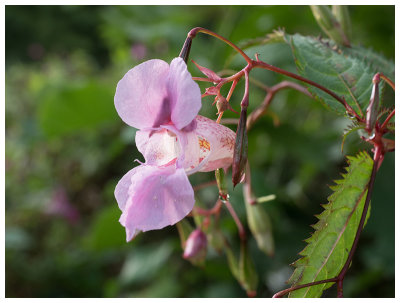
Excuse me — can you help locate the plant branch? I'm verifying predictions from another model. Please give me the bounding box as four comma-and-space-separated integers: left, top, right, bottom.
192, 199, 222, 217
224, 200, 246, 242
188, 27, 252, 64
247, 80, 312, 130
380, 108, 395, 131
252, 60, 362, 120
272, 277, 338, 298
379, 73, 395, 91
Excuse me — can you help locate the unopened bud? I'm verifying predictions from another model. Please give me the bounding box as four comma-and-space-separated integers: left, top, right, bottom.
216, 94, 239, 115
232, 107, 248, 187
179, 37, 192, 63
311, 5, 350, 47
183, 229, 207, 264
365, 73, 381, 134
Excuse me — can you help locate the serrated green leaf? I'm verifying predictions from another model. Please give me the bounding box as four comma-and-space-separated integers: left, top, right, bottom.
342, 46, 395, 82
341, 121, 365, 153
284, 34, 387, 116
288, 151, 373, 298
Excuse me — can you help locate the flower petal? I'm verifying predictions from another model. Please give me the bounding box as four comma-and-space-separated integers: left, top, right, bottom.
114, 59, 171, 129
194, 116, 235, 172
114, 166, 138, 211
114, 167, 141, 241
167, 58, 202, 130
119, 165, 195, 239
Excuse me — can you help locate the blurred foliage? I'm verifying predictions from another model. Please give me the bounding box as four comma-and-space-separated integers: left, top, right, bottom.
5, 5, 394, 297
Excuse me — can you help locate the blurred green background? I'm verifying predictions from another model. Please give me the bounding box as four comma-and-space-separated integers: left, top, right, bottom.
5, 5, 394, 298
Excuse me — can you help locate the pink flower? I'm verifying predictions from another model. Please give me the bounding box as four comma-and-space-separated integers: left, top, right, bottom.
114, 58, 235, 241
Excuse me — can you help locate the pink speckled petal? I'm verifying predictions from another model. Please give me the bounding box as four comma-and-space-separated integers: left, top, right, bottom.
167, 58, 202, 130
114, 59, 171, 129
193, 116, 236, 173
119, 165, 194, 241
135, 129, 179, 166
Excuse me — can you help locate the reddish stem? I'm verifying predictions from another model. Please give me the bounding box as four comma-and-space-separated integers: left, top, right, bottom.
251, 60, 361, 120
272, 277, 337, 298
247, 80, 312, 129
224, 200, 246, 242
192, 199, 222, 217
380, 108, 395, 131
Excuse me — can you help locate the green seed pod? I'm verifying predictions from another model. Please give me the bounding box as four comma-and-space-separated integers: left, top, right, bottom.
239, 241, 258, 297
310, 5, 350, 47
365, 73, 381, 134
245, 202, 275, 256
332, 5, 352, 41
232, 107, 248, 187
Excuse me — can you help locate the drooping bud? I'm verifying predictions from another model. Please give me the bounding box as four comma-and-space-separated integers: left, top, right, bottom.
232, 107, 248, 187
332, 5, 352, 42
183, 229, 207, 264
365, 73, 381, 134
245, 202, 275, 256
310, 5, 350, 47
192, 60, 222, 83
179, 36, 192, 63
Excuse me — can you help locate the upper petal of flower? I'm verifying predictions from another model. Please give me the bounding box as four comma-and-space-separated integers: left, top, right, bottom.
167, 58, 202, 130
114, 59, 171, 129
119, 164, 195, 241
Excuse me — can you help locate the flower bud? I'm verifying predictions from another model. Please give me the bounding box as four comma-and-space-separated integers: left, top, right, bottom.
183, 229, 207, 264
179, 36, 192, 63
232, 107, 248, 187
365, 73, 381, 134
216, 94, 239, 115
